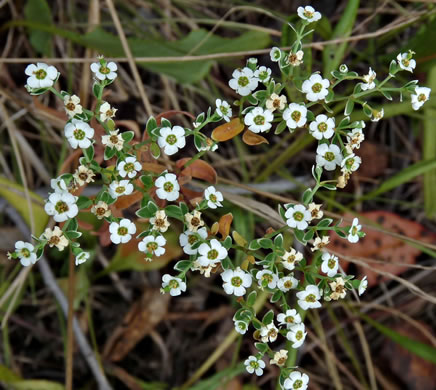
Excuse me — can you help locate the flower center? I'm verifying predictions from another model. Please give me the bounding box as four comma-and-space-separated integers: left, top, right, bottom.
318, 122, 328, 132
258, 70, 268, 80
303, 10, 314, 18
335, 284, 345, 293
110, 135, 119, 144
207, 249, 218, 260
115, 186, 125, 194
209, 194, 217, 202
311, 82, 322, 93
324, 151, 335, 162
293, 211, 304, 221
305, 293, 316, 303
96, 207, 106, 216
402, 59, 410, 67
100, 66, 110, 74
284, 280, 293, 289
262, 274, 273, 283
238, 76, 249, 87
191, 217, 201, 227
220, 105, 228, 115
79, 172, 88, 181
155, 218, 166, 228
105, 109, 113, 117
418, 93, 427, 102
34, 69, 47, 80
231, 276, 243, 287
164, 182, 174, 192
146, 242, 158, 252
73, 128, 86, 140
351, 226, 358, 235
66, 102, 76, 111
291, 110, 301, 122
166, 134, 177, 145
273, 99, 281, 108
250, 361, 259, 369
21, 248, 31, 258
268, 328, 277, 338
253, 115, 265, 126
187, 235, 198, 245
55, 201, 69, 214
124, 162, 135, 172
117, 226, 128, 236
328, 258, 336, 269
293, 379, 303, 389
168, 279, 179, 289
286, 316, 295, 324
286, 255, 296, 263
49, 236, 60, 245
295, 330, 303, 340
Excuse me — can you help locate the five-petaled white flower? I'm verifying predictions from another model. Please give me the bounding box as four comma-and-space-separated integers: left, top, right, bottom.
359, 276, 368, 296
228, 67, 258, 96
64, 95, 83, 118
308, 203, 323, 220
221, 267, 252, 296
283, 103, 307, 129
244, 107, 274, 133
361, 68, 376, 91
311, 236, 330, 252
109, 218, 136, 244
25, 63, 58, 89
278, 275, 298, 292
348, 218, 362, 243
285, 204, 311, 230
234, 320, 249, 335
75, 251, 89, 266
99, 102, 117, 122
270, 47, 282, 62
185, 210, 205, 232
150, 210, 170, 232
302, 73, 330, 101
215, 99, 232, 122
297, 5, 321, 22
254, 66, 271, 83
260, 322, 279, 343
15, 241, 37, 267
45, 192, 78, 222
109, 180, 134, 198
43, 226, 68, 251
397, 52, 416, 73
283, 371, 309, 390
197, 239, 227, 267
277, 309, 302, 328
162, 274, 186, 296
117, 156, 141, 179
287, 323, 307, 348
329, 277, 347, 300
256, 269, 278, 289
341, 153, 361, 173
204, 186, 223, 209
281, 248, 303, 271
288, 50, 304, 66
102, 129, 124, 151
371, 108, 384, 122
244, 356, 265, 376
138, 234, 166, 257
321, 252, 339, 277
179, 227, 208, 255
316, 143, 343, 171
411, 86, 431, 110
266, 93, 287, 112
90, 61, 117, 81
309, 114, 335, 140
346, 127, 365, 150
73, 165, 95, 186
158, 126, 186, 155
297, 284, 322, 310
91, 201, 111, 220
270, 349, 288, 367
155, 173, 180, 201
64, 119, 94, 149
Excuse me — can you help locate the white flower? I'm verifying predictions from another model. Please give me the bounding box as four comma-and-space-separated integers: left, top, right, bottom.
73, 165, 95, 186
43, 226, 68, 251
341, 153, 361, 173
285, 204, 311, 230
109, 180, 134, 198
348, 218, 362, 243
371, 108, 384, 122
204, 186, 223, 208
288, 50, 304, 66
109, 218, 136, 244
102, 129, 124, 151
359, 276, 368, 296
254, 66, 271, 83
270, 47, 282, 62
45, 192, 78, 222
244, 356, 265, 376
270, 349, 288, 367
329, 277, 347, 300
308, 203, 323, 220
90, 61, 117, 81
321, 252, 339, 277
50, 176, 69, 194
138, 234, 166, 257
302, 73, 330, 101
221, 267, 252, 296
75, 251, 89, 266
361, 68, 376, 91
281, 248, 303, 271
150, 210, 170, 232
283, 371, 309, 390
197, 137, 218, 152
228, 67, 258, 96
234, 320, 249, 335
316, 143, 343, 171
256, 269, 278, 289
397, 52, 416, 73
91, 201, 111, 219
155, 173, 180, 201
15, 241, 37, 266
117, 156, 141, 179
64, 95, 83, 118
99, 102, 117, 122
287, 323, 307, 348
277, 309, 302, 328
25, 62, 58, 89
158, 126, 186, 155
179, 227, 207, 255
244, 107, 274, 133
260, 322, 279, 343
346, 128, 365, 150
215, 99, 232, 122
309, 114, 335, 140
283, 103, 307, 129
197, 239, 227, 267
64, 119, 94, 149
297, 285, 322, 310
278, 275, 298, 292
185, 210, 205, 232
297, 5, 321, 22
411, 86, 431, 110
161, 274, 186, 296
311, 236, 330, 252
266, 93, 287, 112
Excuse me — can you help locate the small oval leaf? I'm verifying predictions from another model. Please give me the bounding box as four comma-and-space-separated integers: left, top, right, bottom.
242, 130, 269, 146
211, 118, 245, 142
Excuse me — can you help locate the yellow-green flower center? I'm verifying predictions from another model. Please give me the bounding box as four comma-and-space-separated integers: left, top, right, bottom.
73, 129, 86, 140
311, 82, 322, 93
324, 151, 335, 162
169, 279, 179, 289
21, 248, 31, 258
118, 226, 128, 236
207, 249, 218, 260
166, 134, 177, 145
254, 115, 265, 126
328, 258, 336, 269
293, 379, 303, 389
231, 276, 243, 287
305, 293, 316, 303
55, 201, 69, 214
164, 182, 174, 192
238, 76, 249, 87
295, 330, 303, 340
34, 69, 47, 80
100, 66, 110, 74
146, 242, 158, 252
291, 110, 301, 122
318, 122, 327, 132
115, 186, 125, 194
293, 211, 304, 221
418, 93, 427, 102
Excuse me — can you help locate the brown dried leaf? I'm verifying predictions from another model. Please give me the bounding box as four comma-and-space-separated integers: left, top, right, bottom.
177, 158, 217, 184
218, 213, 233, 238
242, 129, 269, 145
211, 118, 245, 142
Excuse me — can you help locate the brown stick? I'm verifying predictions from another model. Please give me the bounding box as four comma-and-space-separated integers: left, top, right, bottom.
66, 251, 76, 390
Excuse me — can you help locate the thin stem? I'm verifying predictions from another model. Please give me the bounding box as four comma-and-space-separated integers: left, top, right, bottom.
66, 252, 76, 390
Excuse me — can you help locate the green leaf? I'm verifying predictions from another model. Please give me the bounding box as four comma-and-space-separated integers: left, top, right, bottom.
344, 99, 354, 116
255, 342, 268, 354
270, 290, 281, 303
164, 205, 184, 221
262, 309, 274, 325
76, 196, 92, 210
294, 229, 307, 245
24, 0, 52, 55
150, 142, 160, 159
84, 145, 94, 162
274, 120, 287, 135
302, 188, 313, 204
62, 218, 78, 232
317, 218, 333, 228
258, 238, 273, 249
140, 175, 153, 190
104, 146, 117, 160
92, 82, 103, 99
121, 131, 134, 142
174, 260, 192, 272
273, 234, 283, 248
246, 290, 257, 306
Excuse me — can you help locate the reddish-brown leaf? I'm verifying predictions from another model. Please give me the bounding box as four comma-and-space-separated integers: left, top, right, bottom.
113, 190, 143, 210
211, 118, 245, 142
177, 158, 217, 184
155, 110, 196, 125
242, 129, 269, 145
218, 213, 233, 238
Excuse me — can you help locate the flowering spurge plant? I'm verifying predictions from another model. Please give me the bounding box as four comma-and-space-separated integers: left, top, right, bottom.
7, 6, 431, 388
